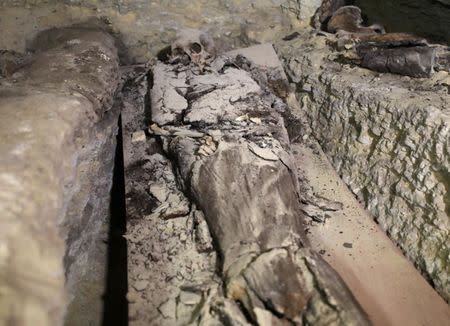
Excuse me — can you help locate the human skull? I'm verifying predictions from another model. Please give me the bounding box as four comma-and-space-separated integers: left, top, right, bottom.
170, 28, 216, 67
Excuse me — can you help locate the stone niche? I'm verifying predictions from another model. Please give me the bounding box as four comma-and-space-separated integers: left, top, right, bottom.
354, 0, 450, 44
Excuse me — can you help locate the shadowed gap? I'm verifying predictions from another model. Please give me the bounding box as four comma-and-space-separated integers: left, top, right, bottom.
102, 115, 128, 326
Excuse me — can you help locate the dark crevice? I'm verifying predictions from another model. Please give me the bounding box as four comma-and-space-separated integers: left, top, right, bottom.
144, 70, 154, 127
431, 0, 450, 8
102, 115, 128, 326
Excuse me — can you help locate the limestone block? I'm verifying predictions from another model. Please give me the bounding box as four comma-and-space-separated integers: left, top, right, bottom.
0, 26, 120, 325
277, 30, 450, 302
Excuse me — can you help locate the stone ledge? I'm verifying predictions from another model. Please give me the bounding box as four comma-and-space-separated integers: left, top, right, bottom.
0, 26, 120, 325
276, 30, 450, 302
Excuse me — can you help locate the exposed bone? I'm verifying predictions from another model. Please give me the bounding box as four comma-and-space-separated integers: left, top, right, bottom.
170, 28, 217, 69
149, 123, 205, 138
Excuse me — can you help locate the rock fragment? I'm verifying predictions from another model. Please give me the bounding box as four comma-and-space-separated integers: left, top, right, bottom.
179, 290, 202, 306
158, 298, 176, 319
193, 210, 214, 253
248, 142, 279, 161
148, 182, 170, 203
131, 130, 146, 143
133, 280, 149, 292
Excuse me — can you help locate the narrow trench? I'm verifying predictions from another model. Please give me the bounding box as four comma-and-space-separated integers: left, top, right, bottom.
102, 115, 128, 326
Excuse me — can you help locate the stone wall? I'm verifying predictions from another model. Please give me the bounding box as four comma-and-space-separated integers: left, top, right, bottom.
276, 31, 450, 302
0, 0, 320, 63
0, 26, 121, 325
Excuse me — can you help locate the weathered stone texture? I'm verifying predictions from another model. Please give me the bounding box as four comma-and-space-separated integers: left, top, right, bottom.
0, 26, 120, 325
277, 31, 450, 302
0, 0, 314, 62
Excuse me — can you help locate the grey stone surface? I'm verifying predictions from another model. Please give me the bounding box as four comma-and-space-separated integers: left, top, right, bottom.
277, 30, 450, 302
0, 0, 317, 63
297, 0, 323, 21
0, 26, 120, 325
294, 142, 450, 325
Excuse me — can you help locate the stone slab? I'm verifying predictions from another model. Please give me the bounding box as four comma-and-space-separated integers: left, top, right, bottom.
0, 26, 121, 326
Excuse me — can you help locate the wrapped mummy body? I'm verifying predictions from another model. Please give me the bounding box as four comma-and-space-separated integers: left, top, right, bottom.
149, 45, 371, 325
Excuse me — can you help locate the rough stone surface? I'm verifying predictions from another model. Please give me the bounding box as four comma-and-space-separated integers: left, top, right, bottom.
297, 0, 323, 21
277, 30, 450, 302
0, 50, 29, 77
0, 0, 316, 63
0, 26, 120, 325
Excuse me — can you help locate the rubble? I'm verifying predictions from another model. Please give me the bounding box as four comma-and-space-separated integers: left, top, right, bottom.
122, 69, 220, 326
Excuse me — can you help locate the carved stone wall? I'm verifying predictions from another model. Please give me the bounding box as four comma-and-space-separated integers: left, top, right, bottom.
277, 30, 450, 302
0, 0, 315, 62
